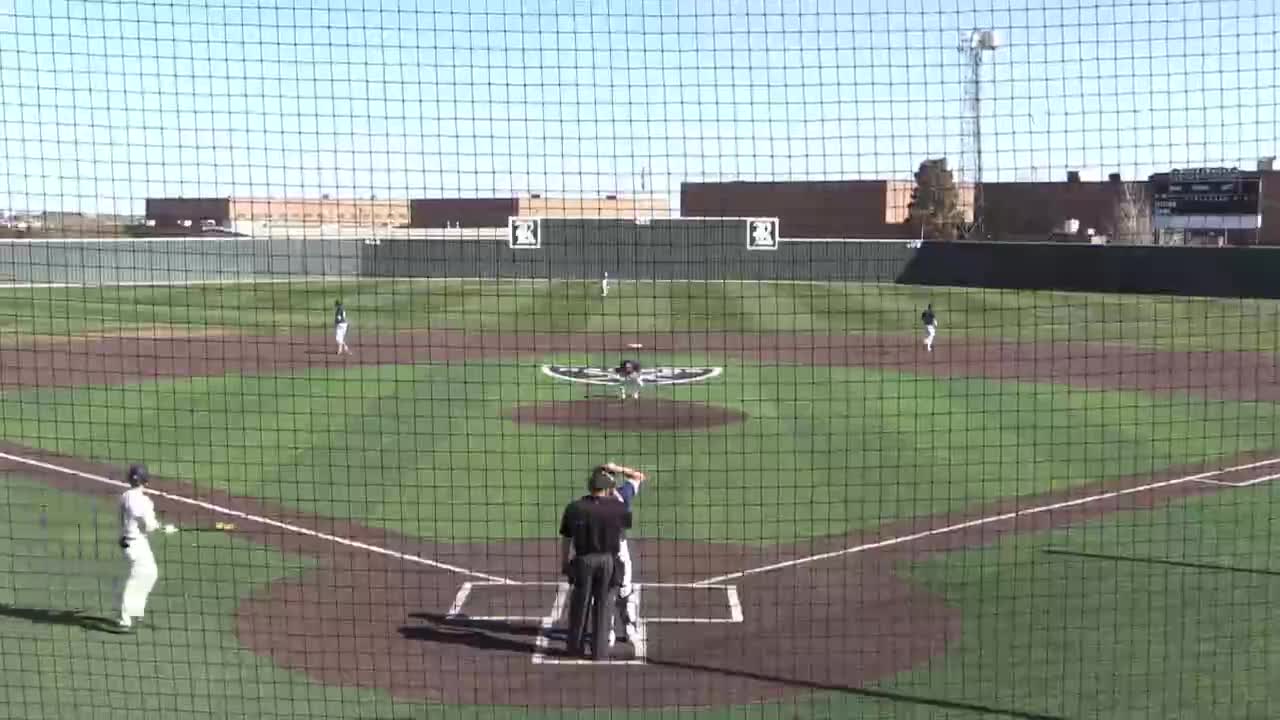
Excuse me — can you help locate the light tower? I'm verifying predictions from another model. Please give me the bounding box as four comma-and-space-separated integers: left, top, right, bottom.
959, 28, 1001, 238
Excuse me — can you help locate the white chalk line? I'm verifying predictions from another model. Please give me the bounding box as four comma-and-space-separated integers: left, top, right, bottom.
446, 582, 474, 616
0, 450, 515, 584
694, 456, 1280, 586
531, 583, 577, 664
1194, 471, 1280, 488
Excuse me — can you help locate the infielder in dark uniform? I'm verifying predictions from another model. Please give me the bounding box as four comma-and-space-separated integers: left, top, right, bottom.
921, 303, 938, 352
559, 466, 631, 659
334, 299, 351, 355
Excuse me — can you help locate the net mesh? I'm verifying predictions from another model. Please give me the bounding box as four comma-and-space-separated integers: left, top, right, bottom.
1, 1, 1279, 718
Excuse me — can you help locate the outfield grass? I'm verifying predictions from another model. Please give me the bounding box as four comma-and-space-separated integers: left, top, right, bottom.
1, 278, 1279, 351
1, 360, 1275, 545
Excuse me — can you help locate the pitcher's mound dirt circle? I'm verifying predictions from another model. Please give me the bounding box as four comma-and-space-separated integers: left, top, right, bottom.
510, 397, 748, 431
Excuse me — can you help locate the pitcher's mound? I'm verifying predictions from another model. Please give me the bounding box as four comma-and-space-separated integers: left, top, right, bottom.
511, 397, 747, 431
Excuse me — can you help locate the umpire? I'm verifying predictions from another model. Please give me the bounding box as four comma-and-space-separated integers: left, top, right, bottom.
558, 466, 631, 659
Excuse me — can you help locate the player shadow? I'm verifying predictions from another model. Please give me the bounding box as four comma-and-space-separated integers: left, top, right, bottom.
400, 612, 609, 660
0, 605, 127, 634
643, 656, 1066, 720
1043, 548, 1280, 577
399, 613, 545, 655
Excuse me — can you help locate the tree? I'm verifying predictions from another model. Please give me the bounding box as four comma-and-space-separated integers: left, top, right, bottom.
907, 158, 966, 240
1112, 181, 1154, 244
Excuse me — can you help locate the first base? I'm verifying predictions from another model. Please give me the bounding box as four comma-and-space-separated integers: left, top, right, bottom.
627, 343, 644, 349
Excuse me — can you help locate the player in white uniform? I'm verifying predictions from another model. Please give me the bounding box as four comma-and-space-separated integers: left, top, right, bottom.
921, 304, 938, 352
601, 271, 610, 297
334, 300, 351, 355
601, 462, 646, 645
116, 464, 177, 629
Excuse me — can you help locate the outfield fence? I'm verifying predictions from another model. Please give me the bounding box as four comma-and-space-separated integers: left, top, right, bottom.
9, 231, 1280, 300
0, 238, 363, 286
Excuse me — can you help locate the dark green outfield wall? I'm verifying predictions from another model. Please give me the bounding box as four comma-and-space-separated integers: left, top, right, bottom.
8, 226, 1266, 299
358, 219, 1280, 299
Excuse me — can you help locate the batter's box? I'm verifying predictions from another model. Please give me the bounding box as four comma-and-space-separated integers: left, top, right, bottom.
445, 581, 547, 622
638, 583, 744, 623
523, 582, 743, 666
1192, 458, 1280, 489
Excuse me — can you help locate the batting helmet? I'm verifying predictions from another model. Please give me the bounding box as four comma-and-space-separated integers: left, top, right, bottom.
588, 465, 616, 492
126, 464, 150, 487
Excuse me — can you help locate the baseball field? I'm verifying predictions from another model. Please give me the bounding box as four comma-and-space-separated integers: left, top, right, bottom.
2, 278, 1279, 719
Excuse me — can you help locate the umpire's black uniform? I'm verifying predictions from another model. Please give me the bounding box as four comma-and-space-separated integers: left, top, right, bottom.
559, 471, 631, 660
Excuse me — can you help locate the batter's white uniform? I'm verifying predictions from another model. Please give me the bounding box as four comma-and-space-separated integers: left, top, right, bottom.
118, 487, 162, 627
610, 477, 641, 644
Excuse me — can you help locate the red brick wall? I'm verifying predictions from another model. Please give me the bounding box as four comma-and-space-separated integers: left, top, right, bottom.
1259, 172, 1280, 245
680, 180, 906, 239
981, 182, 1130, 240
145, 198, 231, 227
409, 198, 517, 228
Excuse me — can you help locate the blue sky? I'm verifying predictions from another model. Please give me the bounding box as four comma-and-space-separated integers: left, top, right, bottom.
0, 0, 1276, 214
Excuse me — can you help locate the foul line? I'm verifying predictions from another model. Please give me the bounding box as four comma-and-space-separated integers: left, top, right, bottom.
0, 451, 515, 584
694, 456, 1280, 586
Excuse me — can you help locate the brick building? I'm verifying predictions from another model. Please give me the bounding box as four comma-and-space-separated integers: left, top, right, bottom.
980, 175, 1144, 243
408, 194, 671, 228
680, 180, 974, 239
680, 175, 1156, 242
145, 197, 410, 233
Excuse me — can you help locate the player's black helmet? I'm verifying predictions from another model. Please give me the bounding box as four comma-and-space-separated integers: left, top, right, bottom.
126, 464, 150, 487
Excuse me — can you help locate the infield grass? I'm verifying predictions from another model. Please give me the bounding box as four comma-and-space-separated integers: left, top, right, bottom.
0, 278, 1278, 352
0, 359, 1275, 544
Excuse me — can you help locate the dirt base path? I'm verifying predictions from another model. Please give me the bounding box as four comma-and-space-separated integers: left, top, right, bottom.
0, 330, 1272, 708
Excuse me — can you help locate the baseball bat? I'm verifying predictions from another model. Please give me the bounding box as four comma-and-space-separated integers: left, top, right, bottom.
181, 522, 239, 533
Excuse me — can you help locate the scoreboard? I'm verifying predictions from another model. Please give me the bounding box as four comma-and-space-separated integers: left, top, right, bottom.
1152, 167, 1262, 217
